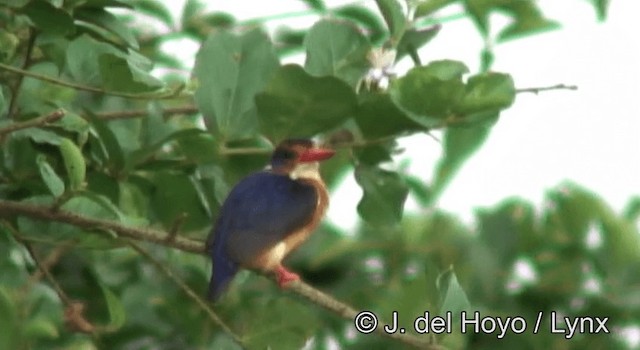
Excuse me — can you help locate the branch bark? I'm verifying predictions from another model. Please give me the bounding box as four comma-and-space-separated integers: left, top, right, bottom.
0, 199, 439, 349
0, 109, 65, 137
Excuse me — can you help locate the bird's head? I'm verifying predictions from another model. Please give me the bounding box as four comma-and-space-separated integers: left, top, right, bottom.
270, 139, 335, 180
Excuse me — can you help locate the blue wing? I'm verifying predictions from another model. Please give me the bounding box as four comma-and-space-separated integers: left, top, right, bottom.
207, 172, 317, 300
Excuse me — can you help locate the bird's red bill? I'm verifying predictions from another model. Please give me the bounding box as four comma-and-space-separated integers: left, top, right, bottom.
299, 148, 335, 162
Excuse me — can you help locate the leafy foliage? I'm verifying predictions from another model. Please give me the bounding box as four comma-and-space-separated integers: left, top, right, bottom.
1, 0, 634, 349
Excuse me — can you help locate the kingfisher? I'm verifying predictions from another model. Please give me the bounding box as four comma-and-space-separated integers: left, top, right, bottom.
207, 139, 335, 301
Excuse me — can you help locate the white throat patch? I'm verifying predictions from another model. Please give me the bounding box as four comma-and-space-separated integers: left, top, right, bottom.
290, 162, 321, 181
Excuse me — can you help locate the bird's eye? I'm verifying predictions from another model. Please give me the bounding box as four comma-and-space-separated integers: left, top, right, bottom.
282, 150, 296, 159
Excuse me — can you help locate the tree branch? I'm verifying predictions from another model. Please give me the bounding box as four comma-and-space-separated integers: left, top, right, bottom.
516, 83, 577, 94
0, 62, 187, 100
94, 106, 199, 120
0, 108, 65, 137
128, 241, 246, 348
0, 199, 438, 349
7, 29, 37, 119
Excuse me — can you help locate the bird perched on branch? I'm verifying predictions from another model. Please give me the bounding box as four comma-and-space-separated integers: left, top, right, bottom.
207, 139, 335, 301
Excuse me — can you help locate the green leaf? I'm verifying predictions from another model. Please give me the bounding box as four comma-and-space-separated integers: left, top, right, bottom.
335, 5, 386, 43
437, 268, 471, 317
455, 72, 515, 115
374, 0, 406, 42
354, 93, 423, 138
23, 318, 59, 339
389, 60, 468, 126
75, 8, 139, 49
255, 65, 357, 141
497, 1, 560, 42
22, 1, 74, 36
396, 26, 441, 64
36, 155, 65, 197
431, 120, 495, 201
241, 299, 319, 349
194, 28, 279, 140
589, 0, 609, 21
304, 19, 371, 87
66, 34, 121, 87
355, 165, 409, 226
151, 171, 210, 232
59, 138, 86, 191
0, 288, 17, 350
98, 53, 164, 93
17, 195, 118, 248
415, 0, 457, 18
0, 88, 5, 116
131, 0, 174, 27
76, 0, 133, 9
87, 114, 125, 173
299, 0, 326, 11
101, 284, 126, 330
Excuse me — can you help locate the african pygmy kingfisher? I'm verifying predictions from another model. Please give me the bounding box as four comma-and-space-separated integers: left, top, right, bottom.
207, 139, 335, 301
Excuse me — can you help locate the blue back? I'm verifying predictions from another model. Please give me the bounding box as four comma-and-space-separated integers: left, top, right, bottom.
208, 171, 317, 300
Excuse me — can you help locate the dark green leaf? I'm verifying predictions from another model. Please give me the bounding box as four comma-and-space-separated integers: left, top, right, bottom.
624, 196, 640, 222
299, 0, 326, 11
404, 175, 432, 207
389, 60, 468, 126
87, 114, 125, 173
0, 288, 17, 350
355, 165, 408, 226
497, 1, 560, 42
17, 195, 118, 248
374, 0, 406, 42
241, 299, 319, 349
181, 0, 204, 28
23, 317, 59, 339
437, 268, 471, 317
431, 120, 495, 200
273, 27, 306, 56
194, 28, 279, 140
22, 1, 74, 36
101, 284, 126, 330
151, 171, 210, 232
131, 0, 174, 27
255, 64, 357, 141
98, 53, 163, 93
66, 34, 121, 87
304, 19, 371, 87
415, 0, 457, 18
396, 25, 441, 64
36, 155, 65, 197
455, 72, 515, 115
335, 5, 386, 43
0, 89, 5, 116
354, 93, 422, 138
75, 0, 133, 9
75, 8, 139, 49
589, 0, 609, 21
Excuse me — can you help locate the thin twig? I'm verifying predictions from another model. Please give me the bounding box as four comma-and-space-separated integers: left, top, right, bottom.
0, 199, 438, 349
128, 241, 246, 348
5, 223, 72, 305
0, 200, 203, 254
95, 106, 199, 120
516, 84, 578, 94
0, 108, 65, 137
7, 29, 37, 119
0, 62, 186, 100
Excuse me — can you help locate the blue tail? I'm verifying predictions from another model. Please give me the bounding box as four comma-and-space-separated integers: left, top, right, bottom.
208, 253, 238, 301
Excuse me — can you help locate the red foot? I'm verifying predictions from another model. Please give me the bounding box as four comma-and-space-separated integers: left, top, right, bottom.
275, 265, 299, 288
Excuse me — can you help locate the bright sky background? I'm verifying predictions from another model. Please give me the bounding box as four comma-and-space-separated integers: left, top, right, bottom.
160, 0, 640, 229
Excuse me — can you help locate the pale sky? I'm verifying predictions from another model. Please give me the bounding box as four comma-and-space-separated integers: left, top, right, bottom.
158, 0, 640, 229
